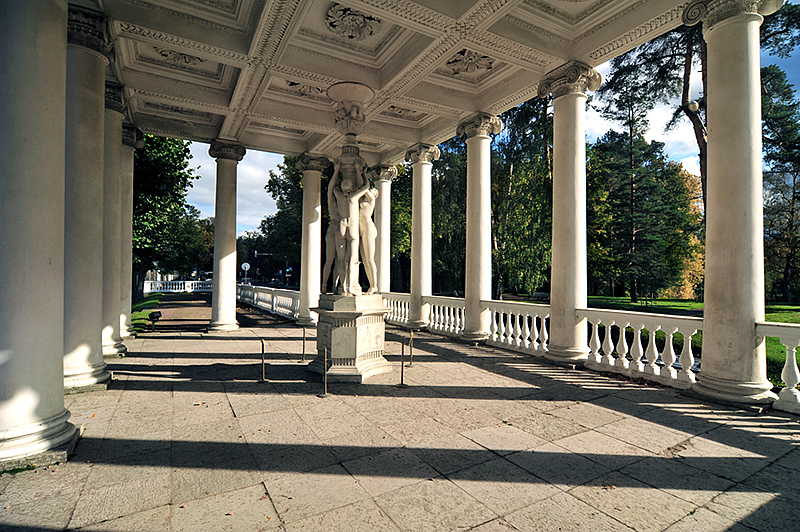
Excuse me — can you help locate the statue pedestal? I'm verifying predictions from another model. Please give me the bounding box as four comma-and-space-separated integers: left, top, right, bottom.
309, 293, 391, 383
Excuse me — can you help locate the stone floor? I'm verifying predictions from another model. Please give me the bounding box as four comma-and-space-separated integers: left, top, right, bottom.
1, 295, 799, 531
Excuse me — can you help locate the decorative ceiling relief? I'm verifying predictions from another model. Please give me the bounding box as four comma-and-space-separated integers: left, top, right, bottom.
446, 49, 494, 77
286, 81, 328, 98
325, 3, 382, 41
153, 46, 204, 66
381, 105, 422, 121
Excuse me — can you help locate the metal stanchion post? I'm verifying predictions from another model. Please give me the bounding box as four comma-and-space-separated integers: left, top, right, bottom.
408, 330, 414, 367
302, 327, 306, 363
397, 341, 408, 388
318, 347, 331, 398
259, 339, 266, 382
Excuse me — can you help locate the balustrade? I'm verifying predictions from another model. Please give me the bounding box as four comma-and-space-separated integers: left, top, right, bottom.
425, 295, 465, 336
383, 293, 410, 326
144, 280, 213, 293
236, 284, 300, 319
757, 322, 800, 414
484, 300, 550, 355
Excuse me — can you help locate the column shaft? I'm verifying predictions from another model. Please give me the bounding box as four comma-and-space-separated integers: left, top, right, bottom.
209, 141, 245, 331
296, 155, 327, 326
64, 8, 111, 385
407, 145, 438, 328
375, 175, 393, 293
119, 134, 138, 340
0, 0, 77, 463
693, 7, 776, 403
101, 89, 127, 356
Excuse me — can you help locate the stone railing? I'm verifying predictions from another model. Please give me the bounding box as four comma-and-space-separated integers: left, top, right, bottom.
426, 295, 466, 336
236, 284, 300, 319
579, 309, 702, 389
383, 292, 410, 326
484, 299, 550, 356
757, 321, 800, 414
144, 280, 213, 293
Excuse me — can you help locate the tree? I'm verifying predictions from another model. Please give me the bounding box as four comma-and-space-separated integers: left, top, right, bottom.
132, 134, 199, 300
431, 139, 467, 294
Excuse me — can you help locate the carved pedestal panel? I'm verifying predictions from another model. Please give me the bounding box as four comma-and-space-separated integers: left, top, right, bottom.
309, 294, 391, 383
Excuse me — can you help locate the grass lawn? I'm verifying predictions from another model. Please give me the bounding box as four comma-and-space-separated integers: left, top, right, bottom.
131, 293, 163, 333
588, 296, 800, 387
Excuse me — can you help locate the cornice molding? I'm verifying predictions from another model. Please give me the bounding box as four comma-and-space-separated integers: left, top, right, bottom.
119, 0, 247, 34
457, 112, 503, 139
537, 61, 601, 99
122, 125, 145, 149
405, 143, 440, 164
209, 140, 246, 161
296, 154, 331, 173
105, 84, 126, 114
68, 6, 109, 57
114, 22, 249, 65
589, 4, 687, 60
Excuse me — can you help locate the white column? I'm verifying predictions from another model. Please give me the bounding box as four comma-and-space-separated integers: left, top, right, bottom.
685, 0, 782, 404
209, 140, 245, 331
1, 0, 78, 464
120, 126, 143, 340
296, 154, 329, 326
459, 113, 503, 342
539, 63, 601, 364
63, 6, 111, 386
373, 165, 397, 293
102, 84, 127, 356
406, 144, 439, 328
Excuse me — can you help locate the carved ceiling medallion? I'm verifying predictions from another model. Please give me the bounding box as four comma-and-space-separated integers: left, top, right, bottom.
286, 81, 327, 98
325, 4, 382, 42
382, 105, 422, 121
154, 46, 204, 66
446, 49, 494, 77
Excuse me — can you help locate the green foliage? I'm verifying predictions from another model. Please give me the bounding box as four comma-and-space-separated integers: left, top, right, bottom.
261, 157, 304, 265
431, 139, 467, 293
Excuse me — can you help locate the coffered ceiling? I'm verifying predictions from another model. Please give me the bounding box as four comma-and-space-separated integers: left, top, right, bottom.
83, 0, 688, 164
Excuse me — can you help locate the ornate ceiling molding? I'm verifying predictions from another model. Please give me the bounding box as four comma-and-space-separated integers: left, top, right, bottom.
141, 101, 214, 122
68, 6, 109, 57
589, 4, 687, 60
325, 4, 383, 41
467, 29, 561, 67
446, 49, 494, 76
114, 21, 249, 64
250, 0, 301, 63
352, 0, 453, 31
118, 0, 248, 34
504, 15, 570, 44
130, 89, 232, 114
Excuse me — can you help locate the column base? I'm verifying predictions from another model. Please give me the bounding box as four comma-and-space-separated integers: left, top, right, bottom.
296, 315, 318, 327
64, 364, 111, 390
459, 330, 489, 344
544, 345, 589, 366
691, 373, 778, 406
0, 410, 78, 467
102, 340, 127, 357
208, 321, 239, 332
405, 320, 428, 330
119, 325, 135, 340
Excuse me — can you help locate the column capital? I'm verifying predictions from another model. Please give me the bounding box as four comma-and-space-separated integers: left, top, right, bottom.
368, 164, 398, 182
683, 0, 783, 29
67, 5, 109, 58
538, 62, 602, 100
405, 143, 440, 164
295, 154, 330, 173
209, 140, 246, 161
122, 125, 145, 149
457, 112, 503, 139
105, 83, 126, 115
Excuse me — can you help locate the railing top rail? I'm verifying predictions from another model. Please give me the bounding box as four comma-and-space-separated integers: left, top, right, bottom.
424, 295, 465, 304
577, 307, 703, 328
482, 299, 551, 312
757, 321, 800, 340
383, 292, 410, 300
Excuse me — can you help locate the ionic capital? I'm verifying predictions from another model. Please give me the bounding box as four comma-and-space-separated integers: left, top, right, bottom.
296, 154, 331, 173
457, 112, 503, 139
405, 143, 440, 164
67, 6, 109, 58
368, 164, 398, 182
105, 84, 126, 115
683, 0, 783, 30
209, 140, 246, 161
538, 62, 602, 100
122, 125, 145, 149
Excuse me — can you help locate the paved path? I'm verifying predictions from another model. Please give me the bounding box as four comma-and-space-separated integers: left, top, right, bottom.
1, 298, 799, 531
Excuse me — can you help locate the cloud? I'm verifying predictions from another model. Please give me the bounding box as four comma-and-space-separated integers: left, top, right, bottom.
186, 143, 281, 235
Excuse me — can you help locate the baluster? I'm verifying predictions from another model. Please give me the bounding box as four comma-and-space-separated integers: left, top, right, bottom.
540, 315, 549, 353
529, 314, 540, 350
600, 321, 615, 365
614, 322, 631, 370
630, 323, 645, 374
504, 312, 513, 346
498, 311, 506, 344
490, 308, 498, 341
677, 328, 697, 384
777, 337, 800, 407
514, 313, 522, 347
588, 318, 602, 363
644, 325, 661, 376
523, 313, 531, 349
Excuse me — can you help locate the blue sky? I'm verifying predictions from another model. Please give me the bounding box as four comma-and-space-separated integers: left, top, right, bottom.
186, 36, 800, 236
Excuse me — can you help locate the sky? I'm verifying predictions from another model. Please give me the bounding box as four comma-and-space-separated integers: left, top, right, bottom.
186, 44, 800, 236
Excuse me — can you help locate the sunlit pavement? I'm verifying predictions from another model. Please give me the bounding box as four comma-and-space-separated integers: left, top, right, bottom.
1, 295, 799, 531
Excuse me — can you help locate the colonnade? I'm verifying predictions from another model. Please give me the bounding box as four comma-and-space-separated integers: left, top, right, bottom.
0, 0, 783, 468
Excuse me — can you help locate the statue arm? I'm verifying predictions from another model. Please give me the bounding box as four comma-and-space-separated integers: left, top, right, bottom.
328, 160, 341, 216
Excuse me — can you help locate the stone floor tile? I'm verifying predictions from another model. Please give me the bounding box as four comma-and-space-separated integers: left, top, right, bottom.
227, 387, 292, 418
170, 484, 281, 531
503, 492, 635, 532
590, 394, 657, 417
379, 415, 456, 446
407, 432, 497, 476
238, 408, 321, 446
343, 448, 438, 497
569, 471, 697, 532
661, 507, 751, 532
295, 400, 377, 440
0, 463, 91, 506
704, 487, 800, 532
448, 457, 561, 515
621, 456, 734, 505
285, 499, 402, 532
68, 472, 171, 529
374, 476, 496, 532
323, 425, 401, 463
554, 429, 654, 470
550, 401, 625, 429
170, 461, 262, 504
0, 492, 79, 531
671, 435, 769, 482
94, 430, 172, 462
462, 424, 547, 455
741, 462, 800, 502
594, 416, 693, 454
468, 518, 521, 531
506, 442, 610, 490
507, 411, 589, 441
266, 464, 370, 523
77, 505, 171, 532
